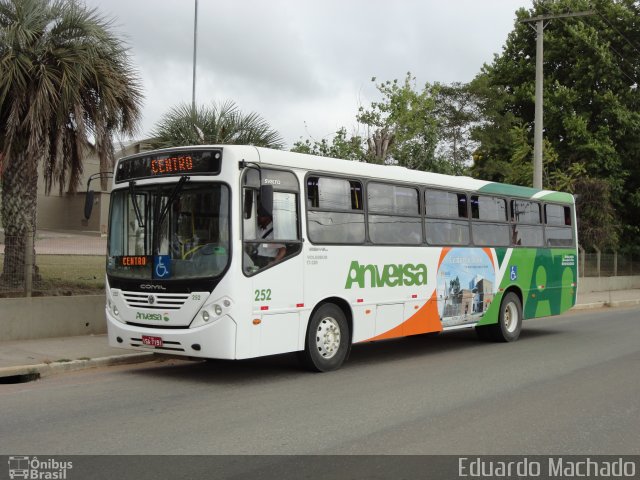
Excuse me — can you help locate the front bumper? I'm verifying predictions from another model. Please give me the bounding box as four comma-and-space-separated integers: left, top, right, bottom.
106, 309, 237, 359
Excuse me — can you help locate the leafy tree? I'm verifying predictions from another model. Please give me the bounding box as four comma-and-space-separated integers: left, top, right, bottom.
0, 0, 142, 285
356, 73, 441, 169
574, 177, 619, 250
471, 0, 640, 249
291, 127, 366, 161
432, 82, 482, 174
149, 101, 284, 150
293, 74, 473, 174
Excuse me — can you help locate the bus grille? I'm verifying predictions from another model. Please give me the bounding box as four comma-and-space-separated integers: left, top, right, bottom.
122, 291, 190, 310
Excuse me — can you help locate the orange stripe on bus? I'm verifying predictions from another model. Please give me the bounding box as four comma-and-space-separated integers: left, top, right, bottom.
365, 291, 442, 342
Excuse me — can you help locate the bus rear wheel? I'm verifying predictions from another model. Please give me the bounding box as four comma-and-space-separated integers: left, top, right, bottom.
301, 303, 350, 372
476, 291, 522, 342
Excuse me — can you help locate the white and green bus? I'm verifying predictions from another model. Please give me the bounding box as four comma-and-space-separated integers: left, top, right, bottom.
104, 145, 578, 371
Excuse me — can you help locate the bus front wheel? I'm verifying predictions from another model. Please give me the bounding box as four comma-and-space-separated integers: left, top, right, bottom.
301, 303, 350, 372
476, 292, 522, 342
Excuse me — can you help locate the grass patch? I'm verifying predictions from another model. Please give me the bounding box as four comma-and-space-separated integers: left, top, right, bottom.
1, 254, 105, 297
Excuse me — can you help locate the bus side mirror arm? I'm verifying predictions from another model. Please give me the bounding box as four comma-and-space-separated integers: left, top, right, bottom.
84, 171, 113, 220
238, 160, 272, 216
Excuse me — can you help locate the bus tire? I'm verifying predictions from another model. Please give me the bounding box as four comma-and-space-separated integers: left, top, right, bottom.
301, 303, 350, 372
477, 292, 522, 342
497, 292, 522, 342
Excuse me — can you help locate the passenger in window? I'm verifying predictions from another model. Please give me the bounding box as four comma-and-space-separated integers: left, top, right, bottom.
511, 225, 521, 246
256, 208, 286, 266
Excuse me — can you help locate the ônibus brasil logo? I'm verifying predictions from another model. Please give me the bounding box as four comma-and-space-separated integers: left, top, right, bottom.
345, 260, 427, 289
8, 456, 73, 479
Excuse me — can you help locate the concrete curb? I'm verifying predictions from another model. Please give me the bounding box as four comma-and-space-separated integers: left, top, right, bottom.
609, 299, 640, 308
572, 299, 640, 311
2, 300, 639, 380
0, 352, 155, 380
572, 302, 606, 310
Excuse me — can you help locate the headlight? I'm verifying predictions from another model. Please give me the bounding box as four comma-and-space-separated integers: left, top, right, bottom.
191, 297, 233, 328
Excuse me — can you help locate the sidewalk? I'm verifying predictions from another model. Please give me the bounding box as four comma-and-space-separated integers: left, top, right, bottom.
1, 289, 639, 381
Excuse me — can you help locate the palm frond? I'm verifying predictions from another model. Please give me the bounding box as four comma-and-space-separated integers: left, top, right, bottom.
149, 100, 284, 150
0, 0, 143, 195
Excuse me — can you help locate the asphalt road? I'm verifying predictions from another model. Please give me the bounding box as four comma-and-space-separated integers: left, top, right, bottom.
1, 307, 639, 455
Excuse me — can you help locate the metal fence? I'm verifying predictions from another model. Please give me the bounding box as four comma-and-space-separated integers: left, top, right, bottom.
580, 251, 640, 277
0, 230, 106, 297
1, 230, 639, 297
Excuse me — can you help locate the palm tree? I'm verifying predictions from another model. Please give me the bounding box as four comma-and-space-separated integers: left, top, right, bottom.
149, 101, 285, 150
0, 0, 142, 286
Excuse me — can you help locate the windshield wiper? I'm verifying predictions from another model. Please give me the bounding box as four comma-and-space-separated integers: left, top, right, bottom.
129, 181, 145, 228
158, 176, 189, 227
153, 176, 190, 255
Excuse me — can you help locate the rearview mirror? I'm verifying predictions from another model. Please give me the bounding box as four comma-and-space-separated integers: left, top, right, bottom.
84, 190, 95, 220
243, 189, 254, 219
258, 185, 273, 217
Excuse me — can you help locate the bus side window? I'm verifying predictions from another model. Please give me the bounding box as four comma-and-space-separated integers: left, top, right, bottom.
243, 170, 302, 275
306, 176, 365, 244
307, 177, 319, 208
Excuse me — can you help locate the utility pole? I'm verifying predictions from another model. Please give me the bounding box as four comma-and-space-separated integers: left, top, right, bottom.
520, 10, 593, 189
192, 0, 198, 111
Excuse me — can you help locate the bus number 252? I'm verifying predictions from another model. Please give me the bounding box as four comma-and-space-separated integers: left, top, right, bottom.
255, 289, 272, 301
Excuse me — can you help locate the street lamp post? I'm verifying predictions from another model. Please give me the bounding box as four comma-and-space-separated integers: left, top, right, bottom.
192, 0, 198, 111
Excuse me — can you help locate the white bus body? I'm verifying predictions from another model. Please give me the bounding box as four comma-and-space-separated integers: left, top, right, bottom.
105, 146, 578, 371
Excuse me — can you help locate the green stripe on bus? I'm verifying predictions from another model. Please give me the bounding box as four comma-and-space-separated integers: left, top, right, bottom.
477, 247, 577, 326
537, 191, 574, 203
477, 183, 541, 198
495, 248, 507, 269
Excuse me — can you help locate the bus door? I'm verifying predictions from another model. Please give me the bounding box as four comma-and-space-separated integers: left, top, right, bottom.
242, 170, 303, 357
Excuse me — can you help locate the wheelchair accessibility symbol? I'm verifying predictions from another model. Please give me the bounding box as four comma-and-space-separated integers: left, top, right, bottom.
154, 255, 171, 279
510, 265, 518, 281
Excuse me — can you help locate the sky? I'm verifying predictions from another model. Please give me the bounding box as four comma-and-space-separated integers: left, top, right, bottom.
85, 0, 533, 149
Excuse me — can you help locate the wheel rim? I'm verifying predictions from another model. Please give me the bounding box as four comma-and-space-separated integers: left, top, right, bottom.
503, 302, 519, 333
316, 317, 341, 359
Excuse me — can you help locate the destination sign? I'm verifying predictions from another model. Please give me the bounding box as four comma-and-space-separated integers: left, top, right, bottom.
119, 256, 151, 267
115, 149, 222, 183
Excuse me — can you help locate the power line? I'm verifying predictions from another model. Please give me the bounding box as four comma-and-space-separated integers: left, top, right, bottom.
538, 3, 639, 85
552, 11, 639, 86
519, 10, 594, 190
595, 9, 640, 57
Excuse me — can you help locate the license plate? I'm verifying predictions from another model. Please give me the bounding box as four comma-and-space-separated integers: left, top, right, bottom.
142, 335, 163, 347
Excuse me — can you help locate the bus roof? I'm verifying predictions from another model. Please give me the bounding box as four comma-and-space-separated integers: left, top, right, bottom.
116, 145, 574, 204
252, 147, 574, 204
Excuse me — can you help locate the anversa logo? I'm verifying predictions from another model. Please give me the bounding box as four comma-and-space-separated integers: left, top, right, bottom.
345, 261, 428, 289
136, 312, 170, 322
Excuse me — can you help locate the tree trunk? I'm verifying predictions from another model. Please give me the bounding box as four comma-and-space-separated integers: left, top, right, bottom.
1, 149, 40, 288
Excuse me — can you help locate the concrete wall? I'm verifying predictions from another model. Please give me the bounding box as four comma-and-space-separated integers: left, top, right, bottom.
37, 192, 106, 232
1, 276, 639, 342
0, 295, 106, 342
35, 140, 145, 233
579, 276, 640, 294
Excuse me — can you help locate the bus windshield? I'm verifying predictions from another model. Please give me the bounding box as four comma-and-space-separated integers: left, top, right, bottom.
107, 183, 230, 280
